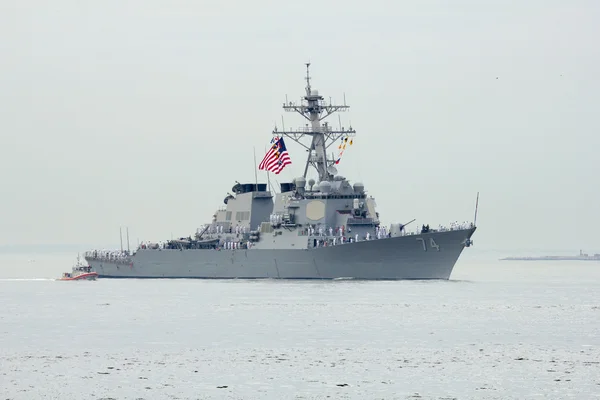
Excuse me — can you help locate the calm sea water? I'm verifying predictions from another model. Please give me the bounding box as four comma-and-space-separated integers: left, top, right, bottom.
1, 250, 599, 399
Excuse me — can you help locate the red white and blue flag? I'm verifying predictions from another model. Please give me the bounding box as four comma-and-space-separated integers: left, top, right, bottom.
259, 136, 292, 174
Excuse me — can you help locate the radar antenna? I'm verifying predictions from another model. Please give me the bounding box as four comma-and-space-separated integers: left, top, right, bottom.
274, 64, 356, 182
305, 62, 311, 96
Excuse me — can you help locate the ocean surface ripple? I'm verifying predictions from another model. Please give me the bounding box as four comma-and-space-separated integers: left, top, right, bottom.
1, 252, 599, 399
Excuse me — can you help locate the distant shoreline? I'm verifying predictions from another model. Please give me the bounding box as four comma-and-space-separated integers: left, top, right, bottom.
501, 257, 600, 261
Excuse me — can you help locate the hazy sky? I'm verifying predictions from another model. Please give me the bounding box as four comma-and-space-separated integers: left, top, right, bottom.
1, 0, 599, 251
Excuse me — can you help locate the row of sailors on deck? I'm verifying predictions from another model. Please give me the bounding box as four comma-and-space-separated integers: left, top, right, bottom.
220, 241, 251, 250
438, 222, 474, 232
270, 214, 284, 225
201, 225, 251, 235
375, 226, 390, 238
206, 225, 225, 234
85, 250, 130, 260
313, 236, 357, 247
315, 226, 351, 236
219, 234, 370, 250
312, 231, 380, 246
304, 225, 391, 239
219, 234, 364, 251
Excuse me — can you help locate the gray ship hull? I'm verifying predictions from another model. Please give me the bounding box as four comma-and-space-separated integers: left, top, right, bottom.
86, 228, 475, 280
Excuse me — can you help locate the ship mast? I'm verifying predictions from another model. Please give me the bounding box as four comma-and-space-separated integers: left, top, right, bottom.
274, 63, 356, 182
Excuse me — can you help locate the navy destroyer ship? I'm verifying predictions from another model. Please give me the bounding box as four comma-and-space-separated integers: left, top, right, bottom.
85, 64, 477, 280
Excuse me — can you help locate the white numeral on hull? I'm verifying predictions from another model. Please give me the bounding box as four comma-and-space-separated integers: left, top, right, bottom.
417, 237, 440, 251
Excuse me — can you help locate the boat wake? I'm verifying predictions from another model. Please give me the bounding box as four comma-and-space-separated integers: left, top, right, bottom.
0, 278, 56, 281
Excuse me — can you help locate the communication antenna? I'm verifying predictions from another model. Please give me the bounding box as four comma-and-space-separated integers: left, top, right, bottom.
305, 62, 311, 92
253, 147, 258, 188
473, 192, 480, 226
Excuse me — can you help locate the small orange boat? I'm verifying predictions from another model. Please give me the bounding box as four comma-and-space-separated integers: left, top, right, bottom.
58, 255, 98, 281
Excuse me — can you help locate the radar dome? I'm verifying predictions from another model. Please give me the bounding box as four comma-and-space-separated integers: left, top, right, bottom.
319, 181, 332, 193
308, 179, 316, 191
295, 177, 306, 195
353, 182, 365, 194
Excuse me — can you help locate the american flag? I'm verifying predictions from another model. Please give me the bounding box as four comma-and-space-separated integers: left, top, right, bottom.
258, 137, 292, 174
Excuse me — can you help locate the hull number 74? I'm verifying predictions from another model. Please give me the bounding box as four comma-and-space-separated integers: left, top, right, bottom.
417, 237, 440, 251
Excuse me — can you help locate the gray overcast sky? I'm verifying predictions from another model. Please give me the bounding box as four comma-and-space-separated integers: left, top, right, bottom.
1, 0, 599, 251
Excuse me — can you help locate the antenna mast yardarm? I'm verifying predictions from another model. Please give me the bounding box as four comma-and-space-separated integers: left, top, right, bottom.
274, 63, 356, 182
